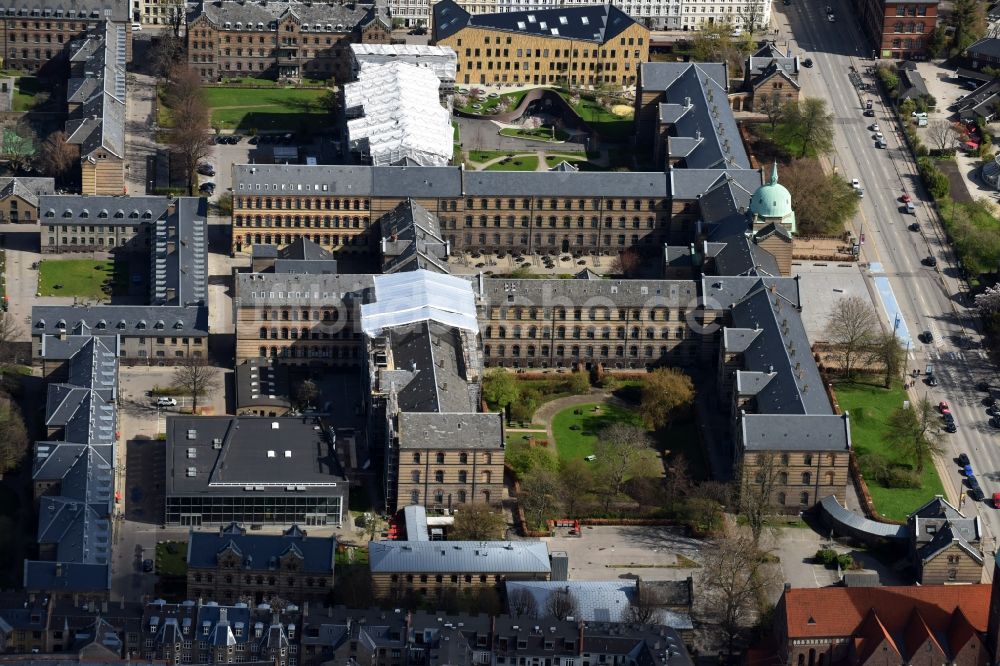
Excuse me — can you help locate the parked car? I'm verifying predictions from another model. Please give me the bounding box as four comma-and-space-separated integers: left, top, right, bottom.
802, 58, 813, 67
946, 422, 958, 433
142, 559, 154, 573
909, 222, 921, 231
963, 463, 974, 476
992, 491, 1000, 508
958, 452, 970, 466
919, 330, 934, 343
923, 255, 937, 267
156, 397, 177, 407
876, 139, 887, 148
970, 486, 984, 501
906, 201, 916, 214
926, 374, 939, 386
990, 417, 1000, 428
199, 182, 216, 194
911, 111, 928, 119
864, 109, 876, 117
197, 164, 215, 176
900, 193, 912, 203
939, 401, 950, 412
870, 123, 880, 132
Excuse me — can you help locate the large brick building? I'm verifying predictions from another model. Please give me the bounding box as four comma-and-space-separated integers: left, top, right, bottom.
186, 523, 335, 605
850, 0, 938, 60
431, 0, 648, 89
0, 0, 131, 74
187, 0, 391, 82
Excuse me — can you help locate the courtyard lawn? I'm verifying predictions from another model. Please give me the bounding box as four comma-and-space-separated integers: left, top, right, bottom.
499, 126, 570, 142
198, 87, 330, 131
155, 541, 188, 577
551, 402, 645, 463
457, 89, 530, 115
557, 92, 633, 140
544, 154, 587, 167
835, 380, 946, 521
752, 122, 814, 159
485, 155, 539, 171
37, 260, 115, 300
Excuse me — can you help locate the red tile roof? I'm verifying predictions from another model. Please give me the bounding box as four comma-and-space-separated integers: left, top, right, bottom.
854, 609, 900, 664
782, 585, 992, 639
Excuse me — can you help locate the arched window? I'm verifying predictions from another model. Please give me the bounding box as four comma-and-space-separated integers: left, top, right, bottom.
802, 472, 811, 485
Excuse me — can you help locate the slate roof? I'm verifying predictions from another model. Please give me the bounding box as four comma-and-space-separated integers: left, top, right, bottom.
368, 540, 550, 574
740, 413, 850, 451
194, 0, 382, 33
382, 321, 480, 413
151, 197, 208, 306
2, 0, 129, 23
504, 581, 693, 628
64, 20, 126, 160
40, 194, 172, 226
712, 236, 781, 277
639, 63, 750, 170
165, 415, 348, 498
403, 504, 429, 541
779, 584, 991, 641
432, 0, 639, 43
955, 78, 1000, 121
745, 42, 799, 91
967, 37, 1000, 60
670, 168, 761, 201
0, 176, 53, 207
234, 164, 671, 199
143, 601, 297, 657
33, 305, 209, 338
898, 68, 930, 101
380, 199, 450, 275
235, 272, 374, 307
187, 522, 336, 573
235, 358, 292, 413
908, 497, 983, 565
476, 277, 696, 309
396, 412, 502, 450
25, 335, 119, 593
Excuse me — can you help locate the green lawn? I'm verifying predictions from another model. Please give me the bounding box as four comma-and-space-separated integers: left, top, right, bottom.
202, 87, 331, 131
551, 402, 645, 462
485, 155, 539, 171
12, 76, 60, 112
544, 154, 587, 166
557, 92, 633, 140
37, 260, 115, 300
753, 122, 814, 159
505, 430, 547, 449
499, 126, 570, 142
155, 541, 188, 577
835, 380, 945, 521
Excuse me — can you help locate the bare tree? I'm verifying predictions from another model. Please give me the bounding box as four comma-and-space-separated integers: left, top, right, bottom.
519, 468, 561, 529
927, 120, 960, 152
450, 504, 507, 540
152, 32, 187, 78
36, 130, 77, 184
170, 356, 220, 414
293, 379, 319, 411
0, 401, 28, 478
735, 0, 767, 32
508, 587, 540, 619
886, 396, 944, 474
623, 583, 665, 624
0, 313, 22, 366
544, 588, 579, 621
757, 91, 785, 130
595, 423, 654, 510
738, 451, 782, 547
866, 330, 907, 389
702, 529, 779, 656
825, 296, 877, 379
165, 65, 214, 195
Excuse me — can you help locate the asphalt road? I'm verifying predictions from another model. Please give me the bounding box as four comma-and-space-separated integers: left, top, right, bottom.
777, 0, 1000, 567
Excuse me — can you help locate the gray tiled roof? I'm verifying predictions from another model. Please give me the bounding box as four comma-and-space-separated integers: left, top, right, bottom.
433, 0, 638, 43
65, 20, 126, 160
3, 0, 129, 23
165, 415, 348, 497
722, 327, 762, 354
151, 198, 208, 306
0, 176, 53, 208
385, 321, 479, 413
33, 305, 209, 338
740, 413, 850, 451
476, 277, 697, 309
235, 271, 374, 307
712, 236, 781, 277
639, 61, 727, 93
235, 358, 292, 412
233, 165, 672, 199
187, 523, 336, 573
967, 37, 1000, 59
39, 194, 172, 226
194, 0, 381, 32
380, 198, 450, 274
397, 412, 502, 450
670, 168, 761, 200
368, 540, 550, 574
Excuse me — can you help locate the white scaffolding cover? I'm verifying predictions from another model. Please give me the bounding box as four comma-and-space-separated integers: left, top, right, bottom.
350, 44, 458, 83
360, 270, 479, 336
344, 62, 454, 167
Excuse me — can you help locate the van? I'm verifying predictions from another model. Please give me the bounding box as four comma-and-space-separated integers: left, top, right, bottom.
906, 201, 915, 213
917, 117, 928, 127
131, 21, 142, 31
156, 397, 178, 407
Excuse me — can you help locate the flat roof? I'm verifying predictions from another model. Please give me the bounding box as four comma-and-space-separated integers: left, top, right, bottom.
165, 416, 347, 497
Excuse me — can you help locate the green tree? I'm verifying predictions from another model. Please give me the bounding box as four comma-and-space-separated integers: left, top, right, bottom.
450, 504, 507, 540
510, 388, 539, 424
505, 440, 559, 477
639, 368, 694, 429
482, 368, 520, 412
0, 401, 28, 478
784, 98, 834, 158
558, 458, 594, 516
566, 370, 591, 394
886, 396, 944, 474
949, 0, 986, 53
927, 25, 950, 57
690, 22, 751, 73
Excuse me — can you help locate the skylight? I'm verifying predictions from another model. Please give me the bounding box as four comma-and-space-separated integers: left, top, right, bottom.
581, 16, 589, 24
559, 15, 567, 23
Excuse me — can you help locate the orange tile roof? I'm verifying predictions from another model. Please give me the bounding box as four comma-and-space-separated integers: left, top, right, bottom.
782, 585, 992, 639
902, 608, 945, 661
948, 606, 981, 654
853, 609, 900, 665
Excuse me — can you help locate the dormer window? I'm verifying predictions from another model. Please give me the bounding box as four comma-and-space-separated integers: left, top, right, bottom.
62, 209, 72, 218
130, 210, 139, 219
117, 321, 127, 330
96, 320, 106, 329
35, 319, 44, 328
137, 320, 147, 330
79, 209, 89, 218
98, 209, 108, 218
155, 320, 165, 330
44, 209, 54, 218
174, 321, 185, 329
56, 319, 66, 330
143, 210, 153, 219
114, 210, 124, 218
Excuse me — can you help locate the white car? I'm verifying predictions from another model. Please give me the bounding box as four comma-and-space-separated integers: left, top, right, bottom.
851, 178, 860, 188
870, 123, 880, 132
156, 397, 178, 407
827, 13, 835, 21
874, 131, 884, 140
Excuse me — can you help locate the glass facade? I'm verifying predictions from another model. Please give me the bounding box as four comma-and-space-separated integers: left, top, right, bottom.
166, 494, 343, 526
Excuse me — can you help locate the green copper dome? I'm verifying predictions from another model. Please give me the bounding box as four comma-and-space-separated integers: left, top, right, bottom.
749, 162, 793, 220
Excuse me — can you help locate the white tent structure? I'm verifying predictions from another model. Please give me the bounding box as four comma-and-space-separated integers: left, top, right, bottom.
360, 270, 479, 336
349, 44, 457, 85
344, 62, 454, 167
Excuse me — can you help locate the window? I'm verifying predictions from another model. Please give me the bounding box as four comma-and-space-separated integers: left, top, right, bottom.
802, 472, 811, 485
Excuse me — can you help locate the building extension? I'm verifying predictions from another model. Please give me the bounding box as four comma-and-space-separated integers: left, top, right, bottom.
164, 415, 348, 527
849, 0, 938, 60
0, 176, 54, 223
432, 0, 649, 89
187, 0, 391, 82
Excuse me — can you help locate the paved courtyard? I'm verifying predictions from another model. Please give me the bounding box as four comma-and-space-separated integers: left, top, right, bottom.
792, 260, 874, 342
543, 525, 704, 582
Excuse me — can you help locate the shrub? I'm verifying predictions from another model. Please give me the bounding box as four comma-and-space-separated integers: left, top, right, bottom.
885, 467, 921, 489
916, 156, 950, 200
814, 548, 838, 565
858, 452, 890, 483
836, 554, 855, 570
